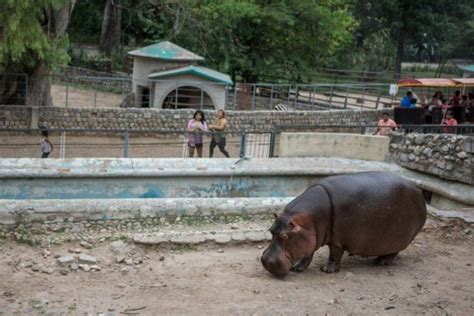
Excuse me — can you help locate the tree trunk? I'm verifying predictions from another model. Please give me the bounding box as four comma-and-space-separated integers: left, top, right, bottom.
394, 0, 410, 76
26, 1, 76, 106
100, 0, 122, 56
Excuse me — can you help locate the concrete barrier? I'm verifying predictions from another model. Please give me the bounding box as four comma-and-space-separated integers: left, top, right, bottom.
0, 157, 472, 224
279, 132, 389, 161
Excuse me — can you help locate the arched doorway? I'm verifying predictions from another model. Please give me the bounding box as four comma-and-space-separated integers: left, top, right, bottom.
162, 86, 215, 109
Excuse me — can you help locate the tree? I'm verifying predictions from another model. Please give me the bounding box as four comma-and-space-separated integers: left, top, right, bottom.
99, 0, 123, 56
0, 0, 76, 106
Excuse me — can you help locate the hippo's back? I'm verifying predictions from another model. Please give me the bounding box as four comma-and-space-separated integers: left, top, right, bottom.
319, 171, 426, 256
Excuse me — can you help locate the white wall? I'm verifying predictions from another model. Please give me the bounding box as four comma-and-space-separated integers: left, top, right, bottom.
279, 132, 390, 161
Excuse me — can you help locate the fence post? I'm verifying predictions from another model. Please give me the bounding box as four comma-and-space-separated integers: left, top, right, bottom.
344, 86, 349, 109
269, 85, 274, 110
360, 85, 366, 110
375, 86, 381, 109
200, 86, 204, 109
252, 84, 256, 110
25, 74, 29, 105
293, 85, 299, 107
93, 82, 97, 108
175, 85, 179, 109
60, 131, 66, 158
287, 85, 291, 104
239, 133, 246, 158
233, 84, 237, 110
123, 129, 129, 158
328, 85, 334, 108
65, 75, 69, 108
269, 128, 276, 158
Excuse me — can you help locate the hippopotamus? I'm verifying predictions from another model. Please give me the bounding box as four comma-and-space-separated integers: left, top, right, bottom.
261, 171, 427, 277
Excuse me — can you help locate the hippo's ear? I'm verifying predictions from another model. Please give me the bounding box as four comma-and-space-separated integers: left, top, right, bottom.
289, 219, 302, 233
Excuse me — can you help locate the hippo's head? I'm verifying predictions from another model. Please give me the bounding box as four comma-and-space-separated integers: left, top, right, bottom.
261, 212, 317, 277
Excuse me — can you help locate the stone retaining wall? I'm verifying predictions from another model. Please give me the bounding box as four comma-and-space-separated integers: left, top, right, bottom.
55, 66, 131, 91
0, 105, 390, 132
389, 133, 473, 185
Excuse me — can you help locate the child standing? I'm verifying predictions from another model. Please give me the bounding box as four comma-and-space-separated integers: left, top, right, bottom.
40, 130, 53, 158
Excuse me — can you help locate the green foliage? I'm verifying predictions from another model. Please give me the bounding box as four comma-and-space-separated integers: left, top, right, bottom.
0, 0, 70, 73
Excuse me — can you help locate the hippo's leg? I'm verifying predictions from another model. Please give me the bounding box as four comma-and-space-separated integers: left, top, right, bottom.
373, 252, 399, 266
290, 254, 314, 272
320, 245, 344, 273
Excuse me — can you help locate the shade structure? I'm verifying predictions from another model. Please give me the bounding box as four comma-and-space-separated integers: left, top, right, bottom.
452, 78, 474, 86
397, 78, 459, 87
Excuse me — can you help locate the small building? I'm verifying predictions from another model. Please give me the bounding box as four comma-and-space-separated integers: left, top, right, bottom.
128, 41, 232, 109
448, 59, 474, 78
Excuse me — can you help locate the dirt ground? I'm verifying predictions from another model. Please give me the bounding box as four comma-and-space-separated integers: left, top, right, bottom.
51, 84, 123, 108
0, 216, 472, 315
0, 135, 244, 159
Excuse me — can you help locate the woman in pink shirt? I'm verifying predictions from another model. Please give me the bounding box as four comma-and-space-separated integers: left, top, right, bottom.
186, 110, 208, 157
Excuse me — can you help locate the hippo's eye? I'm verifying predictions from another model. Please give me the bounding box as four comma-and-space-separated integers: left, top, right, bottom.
280, 233, 288, 240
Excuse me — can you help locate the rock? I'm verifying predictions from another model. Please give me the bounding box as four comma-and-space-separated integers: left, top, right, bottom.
59, 268, 69, 275
217, 249, 224, 253
79, 264, 91, 272
230, 224, 239, 230
457, 152, 468, 159
110, 240, 128, 254
257, 245, 264, 249
385, 306, 396, 310
414, 135, 424, 145
328, 299, 338, 305
464, 229, 471, 235
133, 258, 143, 265
42, 249, 51, 258
159, 255, 165, 262
31, 264, 41, 272
90, 265, 101, 271
116, 255, 126, 263
422, 147, 432, 157
41, 267, 54, 274
80, 241, 93, 249
70, 263, 79, 271
78, 254, 97, 265
120, 267, 128, 274
124, 258, 134, 265
57, 255, 76, 266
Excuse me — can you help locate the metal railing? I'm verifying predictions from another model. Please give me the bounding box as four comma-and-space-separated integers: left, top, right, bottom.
275, 124, 474, 135
1, 124, 472, 160
0, 128, 274, 159
1, 73, 403, 111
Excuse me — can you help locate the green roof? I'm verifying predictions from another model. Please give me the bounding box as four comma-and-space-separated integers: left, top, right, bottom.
148, 65, 233, 85
459, 65, 474, 73
128, 41, 204, 61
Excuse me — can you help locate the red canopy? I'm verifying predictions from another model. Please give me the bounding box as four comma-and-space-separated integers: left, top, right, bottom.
397, 78, 459, 87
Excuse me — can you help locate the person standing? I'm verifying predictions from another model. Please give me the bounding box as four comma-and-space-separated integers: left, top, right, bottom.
186, 110, 208, 158
40, 130, 53, 158
208, 109, 230, 158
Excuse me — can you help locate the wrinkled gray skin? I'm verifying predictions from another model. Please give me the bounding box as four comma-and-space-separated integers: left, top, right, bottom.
261, 171, 427, 277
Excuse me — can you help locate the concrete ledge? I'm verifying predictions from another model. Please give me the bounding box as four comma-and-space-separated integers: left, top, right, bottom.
0, 197, 293, 225
279, 132, 389, 161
